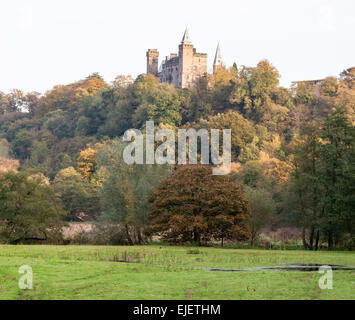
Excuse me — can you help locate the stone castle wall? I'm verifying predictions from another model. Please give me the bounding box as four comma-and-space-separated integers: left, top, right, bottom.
160, 55, 180, 87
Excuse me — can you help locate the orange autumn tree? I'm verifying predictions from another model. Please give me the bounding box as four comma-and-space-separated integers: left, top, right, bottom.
146, 165, 250, 246
0, 158, 20, 173
258, 158, 292, 184
237, 158, 292, 186
76, 142, 105, 183
35, 74, 108, 117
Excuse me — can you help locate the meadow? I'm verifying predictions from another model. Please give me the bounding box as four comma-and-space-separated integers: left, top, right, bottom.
0, 245, 354, 300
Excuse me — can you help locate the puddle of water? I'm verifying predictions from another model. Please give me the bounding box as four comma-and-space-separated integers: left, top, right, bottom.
208, 264, 355, 272
108, 259, 355, 272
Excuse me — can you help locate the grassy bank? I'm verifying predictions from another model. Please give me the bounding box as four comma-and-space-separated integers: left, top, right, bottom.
0, 245, 354, 300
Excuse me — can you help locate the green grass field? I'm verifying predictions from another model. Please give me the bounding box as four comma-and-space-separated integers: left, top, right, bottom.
0, 245, 354, 300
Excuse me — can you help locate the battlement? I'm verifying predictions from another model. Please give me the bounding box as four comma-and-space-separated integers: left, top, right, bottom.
194, 53, 208, 57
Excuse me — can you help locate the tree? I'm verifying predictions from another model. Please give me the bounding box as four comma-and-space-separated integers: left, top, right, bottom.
97, 98, 134, 138
98, 139, 172, 244
244, 187, 275, 246
229, 60, 280, 120
0, 139, 10, 158
340, 67, 355, 89
209, 67, 237, 113
53, 167, 100, 221
22, 141, 51, 176
113, 75, 134, 88
288, 124, 322, 250
318, 108, 355, 249
132, 75, 184, 127
200, 110, 256, 161
0, 170, 66, 244
147, 165, 250, 246
237, 158, 292, 187
321, 77, 339, 97
10, 130, 32, 160
181, 76, 212, 123
76, 143, 105, 182
54, 122, 70, 139
0, 158, 20, 173
42, 110, 69, 136
75, 116, 90, 136
287, 109, 354, 250
0, 89, 24, 113
36, 76, 107, 117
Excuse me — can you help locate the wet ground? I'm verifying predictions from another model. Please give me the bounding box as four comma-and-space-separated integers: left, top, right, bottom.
208, 264, 355, 272
110, 259, 355, 272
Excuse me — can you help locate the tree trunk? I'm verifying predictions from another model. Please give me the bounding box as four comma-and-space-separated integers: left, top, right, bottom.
315, 230, 320, 251
302, 227, 310, 250
193, 229, 201, 246
250, 233, 255, 247
309, 226, 315, 250
137, 229, 143, 245
328, 231, 333, 250
125, 224, 133, 245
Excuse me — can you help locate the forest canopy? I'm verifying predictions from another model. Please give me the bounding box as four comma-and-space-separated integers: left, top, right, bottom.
0, 64, 354, 249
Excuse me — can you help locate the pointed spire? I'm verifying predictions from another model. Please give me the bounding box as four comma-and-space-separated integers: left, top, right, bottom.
181, 28, 192, 44
213, 42, 223, 66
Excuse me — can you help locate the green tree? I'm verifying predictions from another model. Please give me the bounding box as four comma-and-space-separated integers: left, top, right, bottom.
244, 187, 275, 246
23, 141, 51, 176
75, 116, 90, 136
200, 110, 256, 161
288, 124, 322, 250
133, 75, 183, 127
0, 170, 66, 244
287, 109, 354, 250
230, 60, 280, 119
98, 139, 172, 244
318, 108, 355, 249
10, 131, 32, 160
53, 167, 100, 221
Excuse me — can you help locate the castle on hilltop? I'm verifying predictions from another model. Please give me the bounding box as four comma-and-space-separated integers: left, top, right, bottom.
146, 29, 223, 88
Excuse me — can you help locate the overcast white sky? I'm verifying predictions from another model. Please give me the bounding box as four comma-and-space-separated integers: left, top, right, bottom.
0, 0, 354, 93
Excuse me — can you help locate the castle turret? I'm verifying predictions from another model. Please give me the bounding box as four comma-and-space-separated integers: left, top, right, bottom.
178, 28, 195, 88
213, 43, 224, 74
146, 49, 159, 76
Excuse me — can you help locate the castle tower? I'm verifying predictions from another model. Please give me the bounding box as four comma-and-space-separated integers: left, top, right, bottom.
146, 49, 159, 76
213, 43, 224, 74
178, 28, 196, 88
147, 29, 207, 88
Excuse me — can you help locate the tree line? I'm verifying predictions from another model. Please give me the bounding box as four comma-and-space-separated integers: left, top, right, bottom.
0, 63, 354, 249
